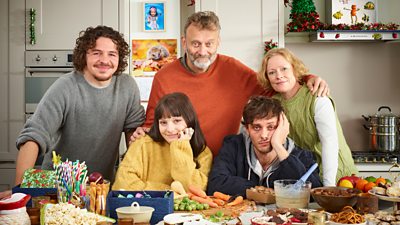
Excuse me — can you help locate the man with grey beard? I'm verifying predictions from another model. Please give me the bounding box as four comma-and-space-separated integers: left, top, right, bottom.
131, 11, 328, 156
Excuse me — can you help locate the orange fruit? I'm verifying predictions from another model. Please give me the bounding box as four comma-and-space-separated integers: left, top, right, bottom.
338, 179, 353, 188
375, 177, 386, 185
355, 179, 369, 192
364, 182, 377, 192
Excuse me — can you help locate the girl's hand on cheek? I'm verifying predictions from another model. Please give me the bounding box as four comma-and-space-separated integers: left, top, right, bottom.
179, 127, 194, 141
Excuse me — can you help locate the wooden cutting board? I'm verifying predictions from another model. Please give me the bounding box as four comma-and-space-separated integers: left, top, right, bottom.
183, 199, 257, 219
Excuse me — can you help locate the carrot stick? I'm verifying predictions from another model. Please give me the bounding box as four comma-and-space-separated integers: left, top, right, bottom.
212, 198, 226, 206
213, 191, 231, 201
190, 195, 218, 208
188, 184, 207, 198
227, 196, 243, 206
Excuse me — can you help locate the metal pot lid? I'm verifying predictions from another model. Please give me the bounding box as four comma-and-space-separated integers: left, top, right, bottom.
376, 106, 398, 118
365, 106, 399, 119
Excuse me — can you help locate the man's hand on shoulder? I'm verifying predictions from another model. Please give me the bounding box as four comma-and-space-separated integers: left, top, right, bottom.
306, 76, 330, 97
129, 127, 150, 145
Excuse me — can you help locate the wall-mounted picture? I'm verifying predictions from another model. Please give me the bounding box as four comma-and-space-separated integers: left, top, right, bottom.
131, 39, 177, 76
143, 2, 165, 32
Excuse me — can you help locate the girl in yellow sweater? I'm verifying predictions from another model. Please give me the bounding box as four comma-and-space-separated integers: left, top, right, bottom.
112, 92, 213, 191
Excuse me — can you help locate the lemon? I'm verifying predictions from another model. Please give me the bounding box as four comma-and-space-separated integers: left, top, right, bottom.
338, 179, 353, 188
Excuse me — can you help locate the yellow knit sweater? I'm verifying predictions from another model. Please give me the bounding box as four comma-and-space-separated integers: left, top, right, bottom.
112, 135, 213, 191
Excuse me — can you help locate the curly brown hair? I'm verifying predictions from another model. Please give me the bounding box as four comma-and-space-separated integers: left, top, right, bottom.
242, 96, 284, 126
72, 26, 129, 75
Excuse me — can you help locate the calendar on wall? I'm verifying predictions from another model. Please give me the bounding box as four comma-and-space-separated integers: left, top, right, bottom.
326, 0, 377, 25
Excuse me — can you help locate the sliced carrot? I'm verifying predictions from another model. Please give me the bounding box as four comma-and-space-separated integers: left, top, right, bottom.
190, 195, 218, 208
227, 196, 243, 206
212, 198, 226, 206
213, 191, 231, 201
188, 184, 207, 198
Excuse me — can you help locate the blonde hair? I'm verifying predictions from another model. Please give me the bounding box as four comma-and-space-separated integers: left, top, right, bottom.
257, 48, 309, 90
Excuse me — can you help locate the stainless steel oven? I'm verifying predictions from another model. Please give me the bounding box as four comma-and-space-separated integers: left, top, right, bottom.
25, 50, 74, 119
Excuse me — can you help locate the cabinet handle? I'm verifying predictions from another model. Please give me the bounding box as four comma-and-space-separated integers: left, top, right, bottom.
29, 8, 36, 45
0, 161, 16, 164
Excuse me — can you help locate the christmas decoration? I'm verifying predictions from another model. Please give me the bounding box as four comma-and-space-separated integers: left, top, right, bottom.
264, 39, 278, 54
286, 0, 399, 32
323, 22, 399, 31
286, 0, 324, 32
29, 8, 36, 45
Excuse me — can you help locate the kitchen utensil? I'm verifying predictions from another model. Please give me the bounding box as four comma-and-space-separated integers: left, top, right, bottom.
362, 106, 400, 152
291, 163, 318, 191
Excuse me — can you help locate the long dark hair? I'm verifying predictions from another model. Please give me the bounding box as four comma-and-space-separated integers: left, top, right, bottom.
148, 92, 207, 158
72, 25, 129, 75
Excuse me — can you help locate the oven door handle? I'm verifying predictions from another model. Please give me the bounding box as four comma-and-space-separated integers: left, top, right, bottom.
26, 68, 73, 77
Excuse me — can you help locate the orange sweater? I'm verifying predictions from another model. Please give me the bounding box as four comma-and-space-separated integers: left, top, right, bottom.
145, 54, 271, 155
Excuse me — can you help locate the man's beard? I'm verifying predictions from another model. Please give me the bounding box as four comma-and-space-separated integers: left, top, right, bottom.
187, 50, 216, 71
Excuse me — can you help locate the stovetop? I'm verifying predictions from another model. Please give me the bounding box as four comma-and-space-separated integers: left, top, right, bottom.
352, 151, 399, 164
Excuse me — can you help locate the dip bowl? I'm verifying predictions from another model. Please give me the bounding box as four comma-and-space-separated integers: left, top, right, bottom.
115, 202, 154, 223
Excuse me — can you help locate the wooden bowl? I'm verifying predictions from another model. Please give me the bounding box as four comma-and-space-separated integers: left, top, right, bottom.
311, 187, 361, 213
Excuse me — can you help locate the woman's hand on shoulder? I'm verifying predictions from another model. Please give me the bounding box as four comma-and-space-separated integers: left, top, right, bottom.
306, 75, 330, 97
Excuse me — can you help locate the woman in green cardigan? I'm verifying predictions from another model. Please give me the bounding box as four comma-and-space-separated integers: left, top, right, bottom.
256, 48, 358, 186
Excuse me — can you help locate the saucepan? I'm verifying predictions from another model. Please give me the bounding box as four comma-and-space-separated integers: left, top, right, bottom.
362, 106, 400, 152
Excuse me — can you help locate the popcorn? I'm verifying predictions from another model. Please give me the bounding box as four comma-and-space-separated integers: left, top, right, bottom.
44, 203, 112, 225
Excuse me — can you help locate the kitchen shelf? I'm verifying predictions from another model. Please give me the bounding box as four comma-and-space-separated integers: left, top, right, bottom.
285, 30, 400, 43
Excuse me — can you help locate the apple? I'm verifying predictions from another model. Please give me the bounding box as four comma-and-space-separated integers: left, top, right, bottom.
89, 172, 104, 184
337, 174, 360, 187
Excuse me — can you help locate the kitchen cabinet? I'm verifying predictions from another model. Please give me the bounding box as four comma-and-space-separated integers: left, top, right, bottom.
0, 0, 25, 188
26, 0, 119, 50
189, 0, 284, 71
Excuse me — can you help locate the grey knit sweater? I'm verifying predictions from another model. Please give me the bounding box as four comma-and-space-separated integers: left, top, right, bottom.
16, 71, 145, 180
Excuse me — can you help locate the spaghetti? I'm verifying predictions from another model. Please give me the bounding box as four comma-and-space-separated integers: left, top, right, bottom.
330, 206, 365, 224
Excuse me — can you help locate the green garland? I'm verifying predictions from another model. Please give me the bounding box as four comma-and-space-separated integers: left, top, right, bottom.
30, 8, 36, 45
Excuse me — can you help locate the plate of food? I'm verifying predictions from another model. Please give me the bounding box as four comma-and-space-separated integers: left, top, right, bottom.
369, 188, 400, 202
155, 213, 218, 225
248, 208, 312, 225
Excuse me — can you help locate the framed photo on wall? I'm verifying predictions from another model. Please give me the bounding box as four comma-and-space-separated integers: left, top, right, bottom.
131, 39, 177, 76
143, 2, 165, 32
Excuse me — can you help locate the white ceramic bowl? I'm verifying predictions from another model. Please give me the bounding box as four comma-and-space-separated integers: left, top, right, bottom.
116, 202, 154, 223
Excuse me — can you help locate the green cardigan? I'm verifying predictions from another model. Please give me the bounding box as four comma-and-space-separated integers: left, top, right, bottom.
274, 85, 358, 183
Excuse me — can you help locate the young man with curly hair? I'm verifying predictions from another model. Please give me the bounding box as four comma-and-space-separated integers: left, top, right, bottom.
14, 26, 145, 184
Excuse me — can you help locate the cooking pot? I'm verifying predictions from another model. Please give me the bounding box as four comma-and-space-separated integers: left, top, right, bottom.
363, 106, 400, 152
